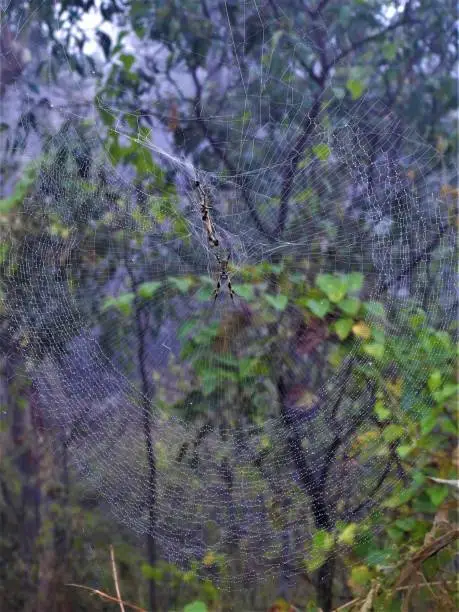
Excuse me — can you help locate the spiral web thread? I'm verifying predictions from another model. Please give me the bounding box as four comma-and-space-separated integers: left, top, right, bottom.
1, 2, 456, 598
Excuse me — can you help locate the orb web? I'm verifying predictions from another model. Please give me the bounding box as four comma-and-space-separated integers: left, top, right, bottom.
1, 2, 456, 599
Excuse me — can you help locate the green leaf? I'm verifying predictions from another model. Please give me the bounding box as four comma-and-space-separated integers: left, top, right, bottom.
346, 272, 364, 293
141, 562, 162, 580
363, 342, 384, 359
306, 552, 327, 573
364, 301, 385, 318
102, 292, 135, 315
119, 53, 135, 70
351, 565, 371, 586
433, 384, 458, 403
387, 526, 404, 542
265, 294, 288, 311
196, 286, 213, 302
383, 42, 397, 61
346, 78, 364, 100
316, 274, 348, 302
395, 517, 416, 532
294, 187, 314, 203
374, 400, 391, 421
233, 284, 255, 301
339, 6, 351, 26
338, 297, 361, 316
138, 281, 162, 299
201, 371, 220, 396
239, 357, 268, 379
306, 529, 334, 572
334, 318, 353, 340
397, 445, 413, 459
383, 424, 404, 443
312, 143, 331, 161
427, 485, 448, 507
420, 412, 437, 435
371, 327, 385, 344
365, 548, 396, 567
409, 311, 426, 329
178, 320, 198, 340
338, 523, 357, 545
173, 217, 190, 240
0, 165, 36, 213
169, 277, 194, 293
312, 529, 334, 552
0, 243, 9, 265
306, 298, 331, 318
184, 602, 208, 612
428, 370, 442, 392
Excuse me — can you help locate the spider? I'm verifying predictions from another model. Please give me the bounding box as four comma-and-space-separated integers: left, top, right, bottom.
194, 180, 219, 247
213, 251, 235, 302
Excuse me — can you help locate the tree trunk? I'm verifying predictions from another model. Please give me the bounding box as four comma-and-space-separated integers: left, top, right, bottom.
317, 555, 335, 612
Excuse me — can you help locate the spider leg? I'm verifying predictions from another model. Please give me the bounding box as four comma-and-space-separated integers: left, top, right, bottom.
213, 279, 221, 302
227, 279, 235, 301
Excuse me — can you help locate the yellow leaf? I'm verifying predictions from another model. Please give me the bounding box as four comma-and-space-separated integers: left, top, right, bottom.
348, 565, 372, 594
354, 431, 379, 451
260, 435, 271, 450
352, 321, 371, 339
338, 523, 358, 545
386, 378, 403, 398
440, 184, 458, 198
203, 551, 215, 567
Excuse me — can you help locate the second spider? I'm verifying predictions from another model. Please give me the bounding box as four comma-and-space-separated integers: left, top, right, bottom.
214, 251, 235, 302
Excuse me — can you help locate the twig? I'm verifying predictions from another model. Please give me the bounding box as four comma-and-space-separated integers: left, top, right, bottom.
397, 580, 457, 591
333, 597, 362, 611
110, 545, 126, 612
328, 10, 416, 69
332, 580, 458, 611
66, 583, 147, 612
360, 581, 380, 612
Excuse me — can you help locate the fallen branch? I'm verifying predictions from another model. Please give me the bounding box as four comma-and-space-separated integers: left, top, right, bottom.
332, 579, 458, 611
65, 583, 147, 612
396, 527, 459, 588
110, 545, 125, 612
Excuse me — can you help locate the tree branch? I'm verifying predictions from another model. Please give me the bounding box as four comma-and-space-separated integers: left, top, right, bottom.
379, 223, 450, 293
278, 377, 332, 531
123, 241, 157, 612
190, 67, 275, 241
276, 96, 322, 237
327, 10, 416, 69
311, 0, 332, 16
346, 460, 392, 520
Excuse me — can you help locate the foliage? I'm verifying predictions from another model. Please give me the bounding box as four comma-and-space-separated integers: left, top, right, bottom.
0, 1, 457, 611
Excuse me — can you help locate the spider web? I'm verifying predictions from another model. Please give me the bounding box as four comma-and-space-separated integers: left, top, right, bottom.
1, 1, 456, 601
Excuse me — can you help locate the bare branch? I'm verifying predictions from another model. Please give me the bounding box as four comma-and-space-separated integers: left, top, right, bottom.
328, 11, 416, 69
276, 96, 322, 237
190, 66, 275, 240
379, 224, 450, 293
346, 460, 392, 520
278, 376, 332, 531
110, 545, 125, 612
66, 584, 146, 612
312, 0, 332, 16
123, 240, 157, 610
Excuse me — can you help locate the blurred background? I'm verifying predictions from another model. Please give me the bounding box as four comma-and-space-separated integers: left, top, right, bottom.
0, 1, 457, 611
